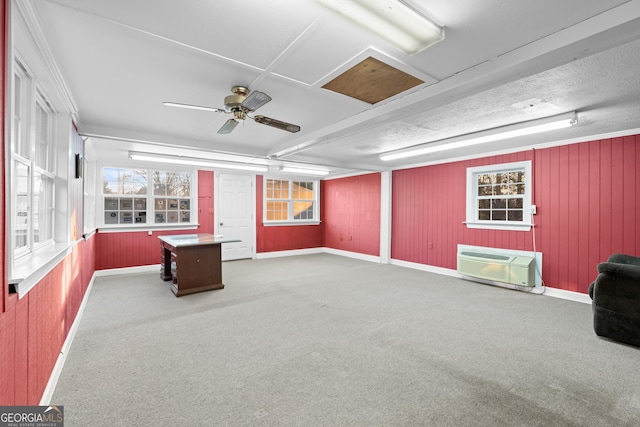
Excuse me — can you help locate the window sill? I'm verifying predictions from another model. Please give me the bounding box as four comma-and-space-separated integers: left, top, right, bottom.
10, 242, 74, 299
98, 224, 199, 233
262, 221, 321, 227
464, 222, 532, 231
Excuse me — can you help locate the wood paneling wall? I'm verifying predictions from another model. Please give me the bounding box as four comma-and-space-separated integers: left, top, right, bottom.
255, 175, 324, 253
197, 170, 214, 234
392, 135, 640, 293
535, 136, 639, 291
323, 173, 381, 256
1, 237, 96, 405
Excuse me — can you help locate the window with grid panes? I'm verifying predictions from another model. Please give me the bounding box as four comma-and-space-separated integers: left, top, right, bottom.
11, 59, 56, 258
102, 168, 194, 226
466, 161, 532, 231
264, 178, 319, 223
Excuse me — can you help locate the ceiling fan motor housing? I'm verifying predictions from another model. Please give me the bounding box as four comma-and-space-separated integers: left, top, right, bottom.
224, 86, 250, 112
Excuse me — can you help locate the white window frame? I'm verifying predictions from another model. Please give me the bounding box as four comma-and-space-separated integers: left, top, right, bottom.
263, 177, 320, 226
465, 161, 532, 231
9, 2, 81, 299
99, 167, 198, 230
10, 59, 57, 259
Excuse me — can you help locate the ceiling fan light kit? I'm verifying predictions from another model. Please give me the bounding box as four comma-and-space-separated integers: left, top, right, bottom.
164, 86, 300, 135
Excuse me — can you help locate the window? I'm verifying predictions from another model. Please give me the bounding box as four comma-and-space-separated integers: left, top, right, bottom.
11, 60, 57, 258
102, 167, 195, 227
466, 161, 532, 231
264, 178, 319, 224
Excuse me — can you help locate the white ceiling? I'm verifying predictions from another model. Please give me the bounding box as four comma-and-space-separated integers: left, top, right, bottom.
31, 0, 640, 177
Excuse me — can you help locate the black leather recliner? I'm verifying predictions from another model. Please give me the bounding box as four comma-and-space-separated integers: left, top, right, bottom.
588, 254, 640, 347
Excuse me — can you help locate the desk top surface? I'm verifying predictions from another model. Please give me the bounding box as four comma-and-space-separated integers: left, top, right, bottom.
159, 233, 240, 247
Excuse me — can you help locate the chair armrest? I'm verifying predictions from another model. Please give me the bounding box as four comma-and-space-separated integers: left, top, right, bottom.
607, 253, 640, 266
597, 261, 640, 281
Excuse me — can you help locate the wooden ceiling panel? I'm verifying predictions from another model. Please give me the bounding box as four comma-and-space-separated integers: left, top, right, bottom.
322, 57, 424, 104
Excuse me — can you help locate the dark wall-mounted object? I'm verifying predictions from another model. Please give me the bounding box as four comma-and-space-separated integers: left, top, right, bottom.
75, 153, 83, 178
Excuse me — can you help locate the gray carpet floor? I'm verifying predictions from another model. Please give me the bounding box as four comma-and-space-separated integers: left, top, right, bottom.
51, 253, 640, 426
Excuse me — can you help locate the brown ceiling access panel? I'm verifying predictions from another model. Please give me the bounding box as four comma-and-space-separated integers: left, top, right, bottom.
322, 56, 424, 104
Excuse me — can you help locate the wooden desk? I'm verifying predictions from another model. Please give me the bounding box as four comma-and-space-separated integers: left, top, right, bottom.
159, 234, 239, 297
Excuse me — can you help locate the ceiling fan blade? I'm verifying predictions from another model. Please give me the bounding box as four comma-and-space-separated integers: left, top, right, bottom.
241, 91, 271, 111
163, 101, 223, 113
218, 118, 239, 134
253, 115, 300, 133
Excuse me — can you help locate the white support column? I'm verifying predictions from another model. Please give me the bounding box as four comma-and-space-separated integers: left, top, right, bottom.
379, 170, 392, 264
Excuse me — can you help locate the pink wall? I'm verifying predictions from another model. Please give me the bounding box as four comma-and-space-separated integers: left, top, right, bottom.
392, 135, 640, 293
1, 237, 96, 405
323, 173, 381, 256
255, 175, 324, 253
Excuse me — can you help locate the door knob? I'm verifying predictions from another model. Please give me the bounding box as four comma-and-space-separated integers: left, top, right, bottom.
219, 222, 223, 226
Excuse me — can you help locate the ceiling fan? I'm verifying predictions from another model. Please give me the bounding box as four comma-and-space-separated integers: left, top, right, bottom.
163, 86, 301, 134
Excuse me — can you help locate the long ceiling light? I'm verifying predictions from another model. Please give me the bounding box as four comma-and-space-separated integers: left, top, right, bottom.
129, 152, 268, 172
314, 0, 444, 55
379, 112, 578, 161
280, 166, 330, 176
162, 101, 222, 112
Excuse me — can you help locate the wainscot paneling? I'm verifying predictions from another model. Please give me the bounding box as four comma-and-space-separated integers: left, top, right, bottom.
323, 173, 381, 256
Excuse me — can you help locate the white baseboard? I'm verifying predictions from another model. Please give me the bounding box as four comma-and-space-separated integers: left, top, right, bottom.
94, 264, 159, 276
256, 248, 323, 259
390, 258, 460, 277
389, 258, 591, 304
256, 247, 381, 264
40, 271, 97, 405
322, 247, 381, 263
542, 286, 592, 304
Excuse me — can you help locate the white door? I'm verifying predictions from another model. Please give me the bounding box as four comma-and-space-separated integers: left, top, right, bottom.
215, 173, 254, 261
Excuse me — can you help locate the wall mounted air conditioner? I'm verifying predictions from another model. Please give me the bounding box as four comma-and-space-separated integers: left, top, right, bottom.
457, 251, 535, 287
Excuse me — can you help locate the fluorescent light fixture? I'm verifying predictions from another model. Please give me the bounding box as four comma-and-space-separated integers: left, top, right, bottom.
314, 0, 444, 55
380, 112, 578, 161
280, 166, 330, 176
162, 101, 222, 112
129, 152, 268, 172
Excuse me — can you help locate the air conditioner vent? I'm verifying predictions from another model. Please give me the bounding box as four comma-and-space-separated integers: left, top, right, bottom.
457, 251, 535, 286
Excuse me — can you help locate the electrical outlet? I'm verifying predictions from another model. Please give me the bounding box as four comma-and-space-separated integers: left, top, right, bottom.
530, 205, 537, 215
148, 230, 152, 236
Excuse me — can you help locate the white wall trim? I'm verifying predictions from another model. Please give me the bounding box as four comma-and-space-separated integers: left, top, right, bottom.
255, 247, 382, 264
379, 171, 392, 264
393, 127, 640, 172
16, 0, 78, 117
256, 247, 323, 259
40, 270, 97, 405
94, 264, 159, 277
542, 287, 592, 304
390, 258, 460, 277
322, 247, 381, 263
391, 257, 590, 303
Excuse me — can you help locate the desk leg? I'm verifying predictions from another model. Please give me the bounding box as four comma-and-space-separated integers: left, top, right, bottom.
160, 246, 172, 281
